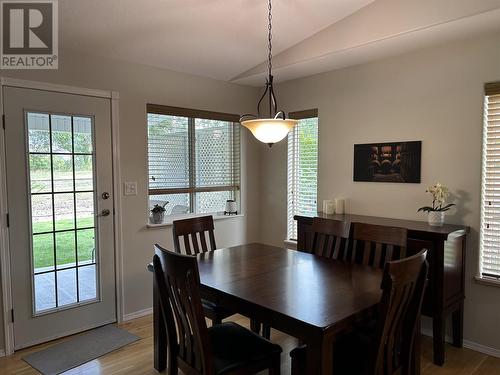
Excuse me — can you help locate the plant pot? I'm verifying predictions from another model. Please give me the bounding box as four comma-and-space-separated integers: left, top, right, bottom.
428, 211, 445, 226
151, 211, 165, 224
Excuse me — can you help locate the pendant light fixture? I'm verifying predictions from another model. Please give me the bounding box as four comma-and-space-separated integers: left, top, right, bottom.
240, 0, 297, 147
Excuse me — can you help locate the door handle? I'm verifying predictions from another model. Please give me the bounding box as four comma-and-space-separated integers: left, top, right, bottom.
97, 209, 111, 217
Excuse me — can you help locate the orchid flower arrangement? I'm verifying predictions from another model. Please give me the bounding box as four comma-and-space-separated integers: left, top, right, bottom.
417, 183, 455, 213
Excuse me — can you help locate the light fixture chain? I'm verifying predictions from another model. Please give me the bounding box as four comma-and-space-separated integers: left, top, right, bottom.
268, 0, 272, 79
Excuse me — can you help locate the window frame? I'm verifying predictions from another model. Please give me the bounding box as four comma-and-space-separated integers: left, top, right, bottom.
479, 82, 500, 285
146, 104, 241, 216
286, 109, 319, 241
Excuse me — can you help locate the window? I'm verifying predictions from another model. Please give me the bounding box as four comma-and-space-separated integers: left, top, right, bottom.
147, 104, 240, 218
287, 109, 318, 240
480, 82, 500, 280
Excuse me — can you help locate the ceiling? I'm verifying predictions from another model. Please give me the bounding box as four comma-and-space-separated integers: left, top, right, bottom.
60, 0, 500, 87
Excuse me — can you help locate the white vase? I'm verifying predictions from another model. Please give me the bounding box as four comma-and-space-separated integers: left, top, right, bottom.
428, 211, 445, 226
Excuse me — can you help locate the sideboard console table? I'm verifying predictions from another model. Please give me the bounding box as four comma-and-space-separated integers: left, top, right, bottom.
294, 212, 469, 366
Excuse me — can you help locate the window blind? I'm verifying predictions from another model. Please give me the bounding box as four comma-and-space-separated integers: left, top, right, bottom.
147, 105, 240, 215
287, 111, 318, 240
481, 83, 500, 279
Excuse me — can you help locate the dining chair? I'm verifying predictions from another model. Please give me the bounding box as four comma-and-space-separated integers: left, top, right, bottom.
290, 249, 428, 375
153, 245, 282, 375
310, 217, 351, 259
350, 222, 407, 269
172, 215, 231, 326
172, 215, 261, 332
173, 215, 217, 255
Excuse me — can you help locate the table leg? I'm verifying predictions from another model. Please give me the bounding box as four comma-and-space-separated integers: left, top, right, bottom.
306, 334, 333, 375
153, 276, 167, 372
432, 314, 445, 366
452, 302, 464, 348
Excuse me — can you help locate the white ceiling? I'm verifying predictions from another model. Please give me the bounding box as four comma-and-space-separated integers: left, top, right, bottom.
60, 0, 500, 87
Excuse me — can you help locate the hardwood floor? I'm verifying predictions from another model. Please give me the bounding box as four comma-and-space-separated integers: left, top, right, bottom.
1, 314, 499, 374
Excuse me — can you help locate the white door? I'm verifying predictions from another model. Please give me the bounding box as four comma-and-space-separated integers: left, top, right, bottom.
3, 86, 116, 349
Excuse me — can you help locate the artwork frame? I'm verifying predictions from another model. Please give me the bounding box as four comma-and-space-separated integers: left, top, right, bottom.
353, 141, 421, 183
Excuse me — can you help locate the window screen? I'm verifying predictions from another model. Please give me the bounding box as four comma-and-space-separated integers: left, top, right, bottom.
147, 105, 240, 217
287, 110, 318, 240
480, 82, 500, 279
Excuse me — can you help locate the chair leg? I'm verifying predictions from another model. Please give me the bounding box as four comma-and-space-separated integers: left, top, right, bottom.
250, 319, 261, 334
262, 323, 271, 339
269, 354, 281, 375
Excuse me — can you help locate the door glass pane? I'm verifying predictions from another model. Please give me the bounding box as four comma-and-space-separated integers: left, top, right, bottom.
33, 233, 54, 272
53, 155, 73, 192
76, 192, 94, 228
29, 155, 52, 193
51, 115, 72, 153
78, 265, 97, 301
55, 231, 76, 269
73, 117, 93, 153
26, 112, 99, 314
74, 155, 93, 191
27, 112, 50, 152
54, 193, 75, 231
57, 268, 77, 306
31, 194, 53, 233
77, 229, 96, 266
34, 273, 56, 312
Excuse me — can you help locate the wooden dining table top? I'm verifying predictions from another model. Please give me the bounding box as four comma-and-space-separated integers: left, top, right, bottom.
189, 242, 383, 330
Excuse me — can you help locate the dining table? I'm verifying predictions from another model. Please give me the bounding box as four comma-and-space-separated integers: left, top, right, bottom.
148, 242, 416, 374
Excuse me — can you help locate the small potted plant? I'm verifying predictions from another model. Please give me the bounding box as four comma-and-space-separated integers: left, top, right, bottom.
150, 202, 168, 224
417, 183, 455, 226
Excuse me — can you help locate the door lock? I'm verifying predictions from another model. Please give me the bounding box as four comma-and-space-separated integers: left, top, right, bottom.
98, 209, 111, 217
102, 192, 110, 200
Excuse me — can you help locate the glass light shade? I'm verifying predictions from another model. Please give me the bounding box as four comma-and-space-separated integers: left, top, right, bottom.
241, 118, 298, 146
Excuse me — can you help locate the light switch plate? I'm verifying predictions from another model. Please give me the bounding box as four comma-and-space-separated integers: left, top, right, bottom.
124, 181, 137, 196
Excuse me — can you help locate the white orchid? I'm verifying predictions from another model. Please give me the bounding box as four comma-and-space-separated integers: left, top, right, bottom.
418, 183, 455, 212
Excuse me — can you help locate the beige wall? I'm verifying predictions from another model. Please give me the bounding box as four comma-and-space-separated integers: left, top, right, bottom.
0, 51, 260, 352
259, 31, 500, 350
2, 29, 500, 355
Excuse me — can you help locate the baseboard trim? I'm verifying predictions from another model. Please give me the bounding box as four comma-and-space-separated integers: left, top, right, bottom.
123, 308, 153, 322
421, 328, 500, 359
0, 349, 5, 358
463, 339, 500, 359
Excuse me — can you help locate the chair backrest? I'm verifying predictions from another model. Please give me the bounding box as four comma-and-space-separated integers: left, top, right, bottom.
172, 215, 217, 255
153, 244, 214, 375
310, 217, 351, 259
369, 249, 428, 375
350, 223, 407, 269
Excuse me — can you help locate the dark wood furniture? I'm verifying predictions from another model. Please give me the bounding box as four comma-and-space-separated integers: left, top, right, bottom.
295, 213, 469, 366
153, 245, 282, 375
172, 215, 217, 255
172, 216, 232, 326
351, 223, 407, 268
309, 217, 351, 259
151, 243, 386, 374
290, 249, 428, 375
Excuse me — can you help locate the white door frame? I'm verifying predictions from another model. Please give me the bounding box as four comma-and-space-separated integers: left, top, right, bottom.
0, 77, 124, 356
